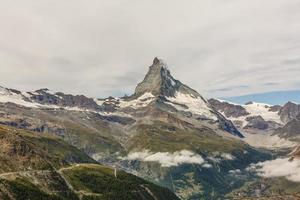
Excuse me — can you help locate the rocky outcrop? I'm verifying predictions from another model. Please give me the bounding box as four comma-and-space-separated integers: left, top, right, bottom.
134, 57, 201, 99
279, 102, 300, 123
132, 58, 243, 137
30, 89, 101, 111
275, 113, 300, 138
209, 99, 249, 118
244, 116, 269, 130
269, 105, 282, 112
98, 96, 120, 112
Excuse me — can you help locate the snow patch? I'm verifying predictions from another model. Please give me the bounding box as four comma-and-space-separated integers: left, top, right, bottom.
243, 102, 281, 123
0, 88, 40, 108
122, 150, 205, 167
44, 89, 57, 95
216, 99, 241, 106
166, 92, 217, 120
95, 99, 105, 106
218, 100, 282, 127
119, 92, 155, 109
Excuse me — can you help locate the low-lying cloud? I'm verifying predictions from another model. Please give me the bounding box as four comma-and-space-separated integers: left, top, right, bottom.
207, 152, 236, 163
248, 158, 300, 182
122, 150, 205, 167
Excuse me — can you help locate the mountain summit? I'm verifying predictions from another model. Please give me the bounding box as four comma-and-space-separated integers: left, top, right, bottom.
134, 57, 200, 98
129, 58, 243, 137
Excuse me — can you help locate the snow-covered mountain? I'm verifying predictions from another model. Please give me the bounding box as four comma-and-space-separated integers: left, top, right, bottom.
209, 99, 300, 131
93, 58, 243, 137
1, 58, 300, 199
209, 98, 300, 149
0, 86, 102, 111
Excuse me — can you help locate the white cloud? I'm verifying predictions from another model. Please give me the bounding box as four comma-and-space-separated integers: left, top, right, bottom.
123, 150, 236, 168
202, 163, 213, 168
0, 0, 300, 98
208, 152, 236, 163
248, 158, 300, 182
229, 169, 241, 174
122, 150, 205, 167
221, 153, 236, 160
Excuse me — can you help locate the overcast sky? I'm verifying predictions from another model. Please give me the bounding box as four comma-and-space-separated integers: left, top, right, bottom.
0, 0, 300, 99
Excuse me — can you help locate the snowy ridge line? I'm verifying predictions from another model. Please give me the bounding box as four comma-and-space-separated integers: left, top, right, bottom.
217, 99, 283, 126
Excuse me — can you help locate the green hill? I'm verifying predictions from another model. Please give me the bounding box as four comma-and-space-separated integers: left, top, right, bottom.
0, 125, 179, 200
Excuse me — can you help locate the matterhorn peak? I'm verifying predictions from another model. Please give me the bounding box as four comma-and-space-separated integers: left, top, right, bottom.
134, 58, 201, 99
152, 57, 167, 68
152, 57, 161, 65
134, 57, 175, 97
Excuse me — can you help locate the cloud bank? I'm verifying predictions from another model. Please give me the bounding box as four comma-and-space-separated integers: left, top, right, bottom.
122, 150, 236, 167
123, 150, 205, 167
248, 158, 300, 182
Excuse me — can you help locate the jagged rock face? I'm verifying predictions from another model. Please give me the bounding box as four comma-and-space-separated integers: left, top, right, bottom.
244, 116, 269, 130
275, 113, 300, 138
214, 111, 244, 137
209, 99, 249, 118
279, 102, 300, 123
99, 96, 120, 112
30, 89, 101, 110
134, 57, 200, 98
0, 86, 103, 111
269, 105, 282, 112
132, 58, 243, 137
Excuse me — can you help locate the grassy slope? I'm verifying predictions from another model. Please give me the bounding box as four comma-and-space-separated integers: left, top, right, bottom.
0, 124, 96, 172
128, 121, 245, 153
36, 109, 126, 155
61, 164, 180, 200
0, 125, 179, 200
0, 172, 78, 200
0, 105, 125, 156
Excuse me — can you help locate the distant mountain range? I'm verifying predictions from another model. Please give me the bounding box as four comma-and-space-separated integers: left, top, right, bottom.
223, 90, 300, 105
0, 58, 299, 200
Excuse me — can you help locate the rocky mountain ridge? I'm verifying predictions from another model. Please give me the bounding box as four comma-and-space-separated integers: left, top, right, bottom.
1, 58, 300, 199
209, 99, 300, 132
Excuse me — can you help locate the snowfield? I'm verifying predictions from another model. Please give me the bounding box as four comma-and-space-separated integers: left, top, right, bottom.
119, 92, 155, 109
0, 87, 41, 108
243, 102, 282, 123
220, 101, 283, 128
166, 92, 218, 120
